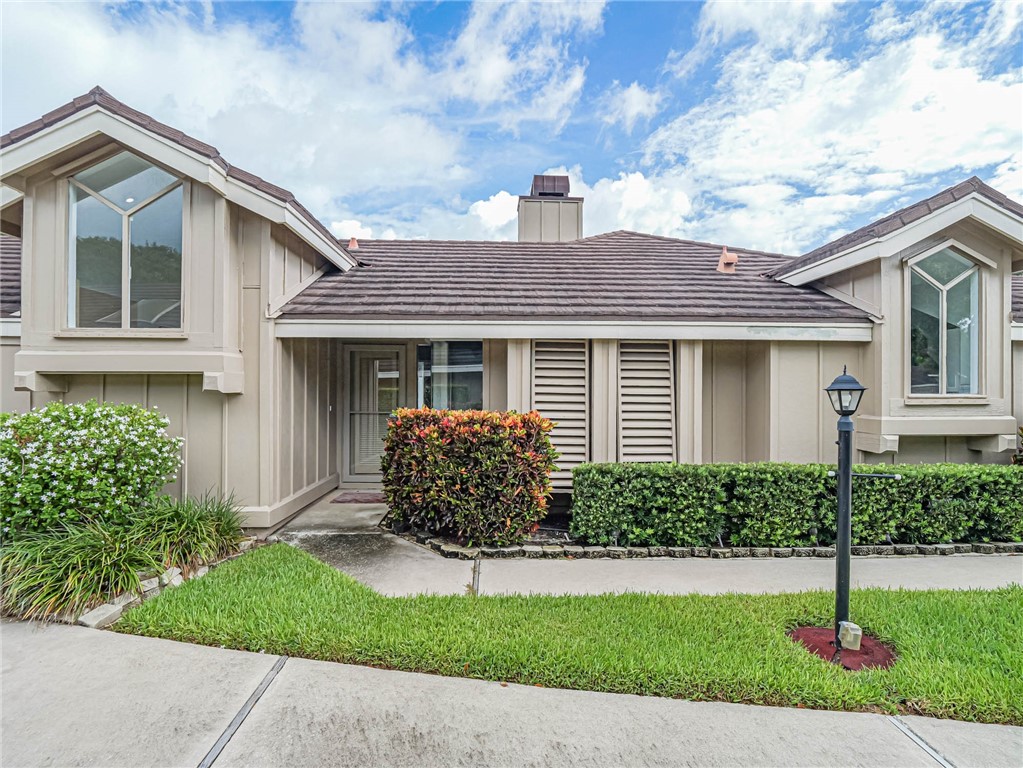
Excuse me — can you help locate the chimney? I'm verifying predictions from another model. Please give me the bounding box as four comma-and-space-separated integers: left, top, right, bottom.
716, 246, 738, 274
517, 174, 583, 242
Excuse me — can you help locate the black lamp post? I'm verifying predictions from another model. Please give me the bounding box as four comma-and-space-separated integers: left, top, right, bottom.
824, 366, 866, 655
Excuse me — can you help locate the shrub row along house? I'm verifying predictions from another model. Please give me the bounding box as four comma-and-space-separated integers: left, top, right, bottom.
1, 87, 1021, 528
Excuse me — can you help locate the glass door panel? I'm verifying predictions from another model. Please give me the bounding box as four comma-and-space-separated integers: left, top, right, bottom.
348, 348, 403, 477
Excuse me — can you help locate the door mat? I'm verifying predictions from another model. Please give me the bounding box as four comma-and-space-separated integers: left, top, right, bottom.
332, 491, 386, 504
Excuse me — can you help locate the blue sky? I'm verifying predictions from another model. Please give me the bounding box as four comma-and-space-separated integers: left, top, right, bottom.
3, 1, 1021, 253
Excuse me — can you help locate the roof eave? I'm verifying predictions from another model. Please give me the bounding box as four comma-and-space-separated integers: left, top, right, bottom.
273, 317, 873, 342
0, 103, 357, 272
777, 193, 1023, 286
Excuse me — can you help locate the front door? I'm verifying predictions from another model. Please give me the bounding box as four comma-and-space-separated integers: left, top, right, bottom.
345, 346, 405, 480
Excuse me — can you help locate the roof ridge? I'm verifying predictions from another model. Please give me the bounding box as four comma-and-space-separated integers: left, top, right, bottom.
349, 230, 792, 259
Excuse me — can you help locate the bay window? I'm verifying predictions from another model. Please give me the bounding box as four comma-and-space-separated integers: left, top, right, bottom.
68, 150, 183, 329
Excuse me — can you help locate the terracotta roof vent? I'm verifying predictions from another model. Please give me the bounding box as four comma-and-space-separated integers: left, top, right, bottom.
348, 237, 359, 250
717, 246, 738, 274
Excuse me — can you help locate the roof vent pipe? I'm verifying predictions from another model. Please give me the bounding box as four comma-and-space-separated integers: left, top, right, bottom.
717, 246, 738, 274
348, 237, 359, 250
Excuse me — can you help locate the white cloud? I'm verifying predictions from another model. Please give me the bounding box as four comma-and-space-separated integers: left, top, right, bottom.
599, 81, 664, 133
1, 0, 604, 226
641, 1, 1023, 251
668, 0, 841, 78
469, 191, 519, 235
2, 0, 1019, 255
330, 219, 376, 240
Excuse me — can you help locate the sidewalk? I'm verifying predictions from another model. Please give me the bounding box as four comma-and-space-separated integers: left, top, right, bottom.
2, 621, 1021, 768
275, 498, 1023, 597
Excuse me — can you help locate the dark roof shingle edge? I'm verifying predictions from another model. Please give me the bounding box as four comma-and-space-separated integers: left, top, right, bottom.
769, 177, 1023, 279
1, 86, 351, 265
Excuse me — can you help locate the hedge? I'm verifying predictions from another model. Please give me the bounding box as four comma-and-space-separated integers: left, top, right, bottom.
382, 408, 557, 546
0, 400, 183, 539
570, 462, 1023, 548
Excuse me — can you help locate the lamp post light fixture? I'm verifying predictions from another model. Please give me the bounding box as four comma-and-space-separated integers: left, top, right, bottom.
824, 366, 867, 658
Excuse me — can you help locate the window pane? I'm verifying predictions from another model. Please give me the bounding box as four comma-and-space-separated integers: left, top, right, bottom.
74, 151, 176, 212
916, 248, 972, 286
129, 186, 183, 328
945, 270, 979, 394
909, 271, 941, 394
426, 341, 483, 410
70, 186, 122, 328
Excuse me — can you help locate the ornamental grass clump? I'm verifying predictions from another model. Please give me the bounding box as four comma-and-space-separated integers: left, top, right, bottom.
132, 492, 245, 575
0, 400, 183, 538
382, 408, 557, 546
0, 521, 160, 621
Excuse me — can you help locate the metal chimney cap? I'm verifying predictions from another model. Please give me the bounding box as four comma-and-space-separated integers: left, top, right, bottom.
530, 175, 570, 197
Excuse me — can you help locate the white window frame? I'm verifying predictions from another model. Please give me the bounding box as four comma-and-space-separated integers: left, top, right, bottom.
904, 243, 985, 399
63, 151, 189, 336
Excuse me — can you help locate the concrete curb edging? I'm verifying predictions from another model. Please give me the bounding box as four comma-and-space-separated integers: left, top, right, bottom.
400, 531, 1023, 561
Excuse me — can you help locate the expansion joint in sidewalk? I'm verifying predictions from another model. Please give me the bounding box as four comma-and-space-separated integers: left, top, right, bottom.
198, 655, 288, 768
887, 715, 955, 768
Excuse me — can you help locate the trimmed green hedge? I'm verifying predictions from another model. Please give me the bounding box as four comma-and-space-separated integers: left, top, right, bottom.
570, 462, 1023, 547
382, 408, 557, 546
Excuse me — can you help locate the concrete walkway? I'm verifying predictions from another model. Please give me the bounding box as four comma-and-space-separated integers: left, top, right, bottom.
276, 495, 1023, 597
2, 621, 1021, 768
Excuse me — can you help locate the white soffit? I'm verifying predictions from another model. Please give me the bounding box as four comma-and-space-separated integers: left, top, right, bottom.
274, 319, 873, 342
0, 185, 23, 210
0, 107, 355, 271
781, 194, 1023, 286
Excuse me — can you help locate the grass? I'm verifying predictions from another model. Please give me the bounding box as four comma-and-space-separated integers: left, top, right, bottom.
117, 544, 1023, 725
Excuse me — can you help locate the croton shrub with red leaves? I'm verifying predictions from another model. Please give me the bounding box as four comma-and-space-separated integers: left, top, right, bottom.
381, 408, 557, 546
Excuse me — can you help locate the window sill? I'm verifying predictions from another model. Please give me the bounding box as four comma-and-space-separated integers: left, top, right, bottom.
902, 395, 989, 406
54, 329, 188, 340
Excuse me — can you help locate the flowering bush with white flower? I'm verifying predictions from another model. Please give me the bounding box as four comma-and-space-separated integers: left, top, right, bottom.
0, 400, 183, 538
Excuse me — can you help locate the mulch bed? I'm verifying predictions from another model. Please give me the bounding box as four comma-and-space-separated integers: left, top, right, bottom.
788, 626, 896, 671
332, 491, 386, 504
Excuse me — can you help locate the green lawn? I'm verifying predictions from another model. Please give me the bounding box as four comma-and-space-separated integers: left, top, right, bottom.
117, 544, 1023, 725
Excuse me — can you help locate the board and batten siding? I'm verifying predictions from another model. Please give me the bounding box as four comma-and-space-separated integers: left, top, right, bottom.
22, 373, 251, 504
618, 340, 676, 461
275, 338, 338, 507
531, 340, 589, 483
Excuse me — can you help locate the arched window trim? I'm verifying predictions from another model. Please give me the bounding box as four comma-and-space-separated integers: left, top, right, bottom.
65, 149, 187, 333
905, 243, 984, 398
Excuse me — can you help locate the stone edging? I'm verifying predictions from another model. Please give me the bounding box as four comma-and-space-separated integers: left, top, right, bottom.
403, 532, 1023, 561
76, 537, 259, 629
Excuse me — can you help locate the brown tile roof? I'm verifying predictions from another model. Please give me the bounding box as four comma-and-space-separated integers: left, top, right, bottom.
769, 177, 1023, 279
1013, 274, 1023, 323
1, 234, 20, 318
0, 87, 348, 262
281, 230, 871, 323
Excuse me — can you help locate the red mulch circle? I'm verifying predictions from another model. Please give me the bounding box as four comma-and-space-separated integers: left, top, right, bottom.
788, 626, 896, 671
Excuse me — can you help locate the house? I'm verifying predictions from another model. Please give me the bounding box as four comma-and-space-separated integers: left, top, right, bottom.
1, 87, 1021, 528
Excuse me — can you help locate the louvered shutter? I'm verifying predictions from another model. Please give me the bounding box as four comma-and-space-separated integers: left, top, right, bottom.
532, 340, 589, 483
618, 341, 676, 462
